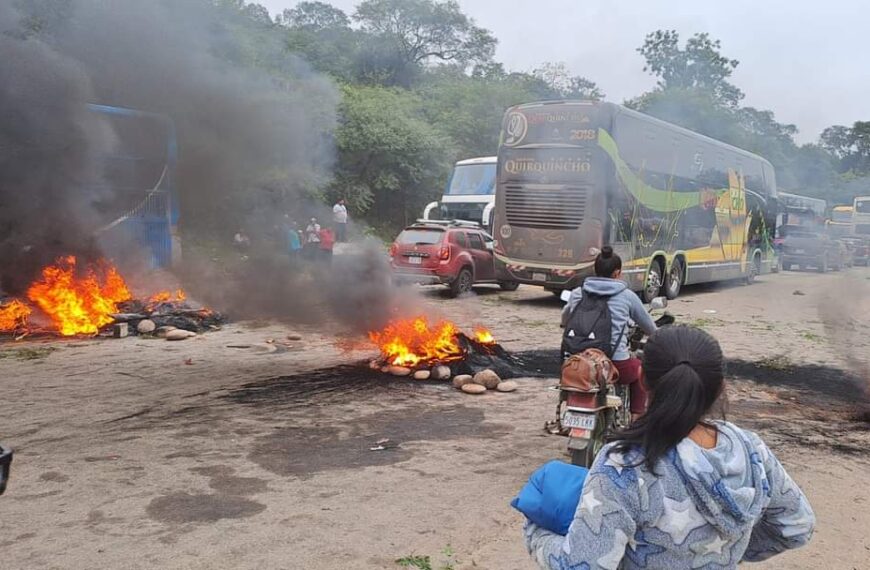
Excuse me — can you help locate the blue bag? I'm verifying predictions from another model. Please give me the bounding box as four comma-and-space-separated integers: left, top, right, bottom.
510, 460, 589, 535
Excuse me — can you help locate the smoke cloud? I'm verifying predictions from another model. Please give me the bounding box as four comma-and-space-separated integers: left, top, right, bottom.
0, 2, 116, 293
0, 0, 416, 332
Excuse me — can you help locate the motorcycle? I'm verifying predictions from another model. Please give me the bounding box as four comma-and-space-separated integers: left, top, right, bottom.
555, 292, 673, 467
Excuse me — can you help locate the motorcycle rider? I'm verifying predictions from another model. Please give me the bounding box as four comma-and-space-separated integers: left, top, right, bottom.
524, 325, 815, 568
561, 246, 657, 418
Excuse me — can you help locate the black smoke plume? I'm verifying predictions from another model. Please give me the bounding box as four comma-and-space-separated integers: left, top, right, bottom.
0, 1, 421, 332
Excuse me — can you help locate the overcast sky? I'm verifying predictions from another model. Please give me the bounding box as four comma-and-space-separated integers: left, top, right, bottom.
261, 0, 867, 143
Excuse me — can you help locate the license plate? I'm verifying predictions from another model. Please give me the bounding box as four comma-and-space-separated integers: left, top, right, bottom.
532, 272, 547, 282
562, 411, 597, 430
408, 256, 422, 265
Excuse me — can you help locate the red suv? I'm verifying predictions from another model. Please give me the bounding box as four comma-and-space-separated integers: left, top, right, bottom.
389, 221, 519, 296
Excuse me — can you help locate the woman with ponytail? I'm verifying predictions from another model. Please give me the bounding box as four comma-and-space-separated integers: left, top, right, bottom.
525, 326, 815, 569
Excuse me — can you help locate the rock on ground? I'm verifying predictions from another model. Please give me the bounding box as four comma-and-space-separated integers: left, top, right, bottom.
413, 370, 431, 380
461, 383, 487, 395
431, 365, 451, 380
496, 380, 518, 393
452, 374, 473, 389
137, 319, 156, 334
165, 329, 197, 341
472, 369, 501, 390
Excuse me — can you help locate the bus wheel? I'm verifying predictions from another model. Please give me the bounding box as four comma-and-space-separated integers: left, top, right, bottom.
665, 259, 683, 300
642, 260, 664, 303
746, 255, 760, 284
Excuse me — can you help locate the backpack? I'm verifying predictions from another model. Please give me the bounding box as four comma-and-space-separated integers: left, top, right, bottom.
561, 291, 623, 358
560, 348, 619, 392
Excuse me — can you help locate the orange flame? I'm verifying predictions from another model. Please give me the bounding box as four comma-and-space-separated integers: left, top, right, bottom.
148, 289, 187, 306
369, 316, 465, 367
474, 327, 496, 345
0, 300, 31, 332
26, 256, 132, 336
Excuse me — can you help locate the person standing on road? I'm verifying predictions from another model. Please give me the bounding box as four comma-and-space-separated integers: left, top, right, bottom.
304, 217, 321, 261
287, 221, 302, 263
318, 226, 335, 264
561, 246, 657, 418
333, 199, 348, 242
524, 325, 815, 569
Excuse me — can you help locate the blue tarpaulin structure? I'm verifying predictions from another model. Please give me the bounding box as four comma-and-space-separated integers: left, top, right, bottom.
88, 103, 178, 268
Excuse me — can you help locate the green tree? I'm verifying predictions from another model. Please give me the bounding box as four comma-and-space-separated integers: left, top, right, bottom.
418, 68, 557, 159
532, 62, 604, 100
332, 84, 453, 234
279, 3, 359, 80
277, 1, 349, 30
638, 30, 742, 107
353, 0, 496, 85
821, 121, 870, 175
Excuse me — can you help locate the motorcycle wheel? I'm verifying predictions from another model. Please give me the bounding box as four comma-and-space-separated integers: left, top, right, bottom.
569, 409, 613, 468
571, 446, 595, 468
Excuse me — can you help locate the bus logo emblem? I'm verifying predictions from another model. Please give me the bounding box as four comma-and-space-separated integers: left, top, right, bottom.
504, 112, 528, 147
500, 224, 512, 239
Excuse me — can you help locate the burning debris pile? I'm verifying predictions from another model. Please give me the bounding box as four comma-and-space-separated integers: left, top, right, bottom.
0, 256, 224, 339
367, 317, 519, 393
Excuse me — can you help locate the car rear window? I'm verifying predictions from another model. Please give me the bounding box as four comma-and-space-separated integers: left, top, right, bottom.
397, 229, 444, 245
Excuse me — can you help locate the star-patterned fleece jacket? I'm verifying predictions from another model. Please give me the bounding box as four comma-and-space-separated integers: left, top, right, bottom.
524, 421, 815, 569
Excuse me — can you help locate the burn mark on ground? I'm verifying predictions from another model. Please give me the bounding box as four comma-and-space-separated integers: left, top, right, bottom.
249, 404, 510, 477
222, 365, 411, 410
225, 355, 560, 412
727, 359, 868, 405
511, 349, 562, 377
146, 492, 266, 524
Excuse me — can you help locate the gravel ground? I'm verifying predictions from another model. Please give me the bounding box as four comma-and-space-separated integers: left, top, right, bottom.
1, 266, 868, 569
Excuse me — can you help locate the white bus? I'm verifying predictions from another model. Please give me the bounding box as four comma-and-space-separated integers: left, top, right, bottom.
423, 157, 496, 229
854, 196, 870, 238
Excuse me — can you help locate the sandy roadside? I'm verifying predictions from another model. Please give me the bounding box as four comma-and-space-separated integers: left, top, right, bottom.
1, 267, 868, 569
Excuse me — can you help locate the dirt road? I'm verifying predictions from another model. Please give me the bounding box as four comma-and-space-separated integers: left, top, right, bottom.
2, 268, 869, 569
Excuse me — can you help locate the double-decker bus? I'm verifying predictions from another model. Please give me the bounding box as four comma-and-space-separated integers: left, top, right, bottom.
826, 205, 854, 238
492, 101, 778, 301
776, 192, 826, 233
423, 157, 496, 229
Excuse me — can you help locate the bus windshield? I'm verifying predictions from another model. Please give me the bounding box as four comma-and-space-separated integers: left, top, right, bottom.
445, 163, 496, 196
856, 199, 870, 214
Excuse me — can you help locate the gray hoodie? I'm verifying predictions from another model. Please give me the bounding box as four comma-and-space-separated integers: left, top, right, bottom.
561, 277, 657, 360
524, 421, 815, 569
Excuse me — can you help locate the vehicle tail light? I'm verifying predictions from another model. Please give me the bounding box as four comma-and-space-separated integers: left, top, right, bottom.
389, 243, 397, 258
439, 246, 450, 261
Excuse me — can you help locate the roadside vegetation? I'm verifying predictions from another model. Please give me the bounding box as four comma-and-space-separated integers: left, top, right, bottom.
14, 0, 870, 239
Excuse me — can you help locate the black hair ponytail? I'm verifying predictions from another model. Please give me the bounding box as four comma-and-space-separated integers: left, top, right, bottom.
608, 325, 724, 472
594, 245, 622, 277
